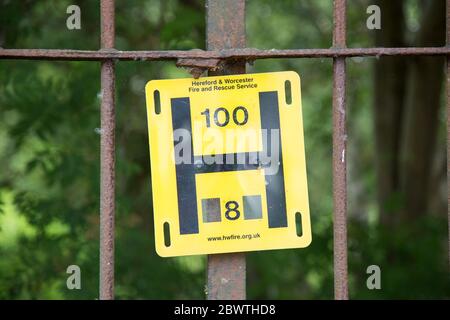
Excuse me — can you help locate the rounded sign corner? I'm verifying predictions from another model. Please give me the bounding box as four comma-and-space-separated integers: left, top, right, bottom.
145, 80, 158, 93
286, 70, 301, 82
302, 232, 312, 248
155, 243, 170, 258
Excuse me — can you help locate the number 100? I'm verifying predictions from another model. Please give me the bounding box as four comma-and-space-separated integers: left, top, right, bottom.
201, 106, 249, 127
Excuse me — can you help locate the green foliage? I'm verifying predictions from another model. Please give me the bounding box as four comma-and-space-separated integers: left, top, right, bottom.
0, 0, 448, 299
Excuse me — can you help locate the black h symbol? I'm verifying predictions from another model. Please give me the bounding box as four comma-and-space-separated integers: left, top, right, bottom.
170, 92, 287, 235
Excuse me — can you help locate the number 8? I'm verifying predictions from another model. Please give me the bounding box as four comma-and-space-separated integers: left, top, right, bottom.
224, 200, 240, 220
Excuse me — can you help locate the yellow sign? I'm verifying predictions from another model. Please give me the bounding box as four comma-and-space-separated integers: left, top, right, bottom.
145, 71, 311, 257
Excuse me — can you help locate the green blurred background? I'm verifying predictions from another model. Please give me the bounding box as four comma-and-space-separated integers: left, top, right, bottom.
0, 0, 449, 299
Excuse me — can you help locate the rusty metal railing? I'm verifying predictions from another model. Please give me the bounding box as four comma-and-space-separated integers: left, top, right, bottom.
0, 0, 449, 300
332, 0, 348, 300
205, 0, 247, 300
99, 0, 115, 300
1, 47, 449, 61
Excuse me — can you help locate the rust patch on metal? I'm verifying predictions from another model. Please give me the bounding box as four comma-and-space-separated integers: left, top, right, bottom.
207, 254, 246, 299
176, 57, 222, 78
175, 58, 221, 69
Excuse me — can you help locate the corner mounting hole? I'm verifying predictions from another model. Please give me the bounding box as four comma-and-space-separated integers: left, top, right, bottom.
154, 90, 161, 114
284, 80, 292, 105
295, 212, 303, 237
163, 222, 171, 247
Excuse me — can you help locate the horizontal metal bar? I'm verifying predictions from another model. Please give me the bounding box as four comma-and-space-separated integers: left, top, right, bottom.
0, 47, 449, 61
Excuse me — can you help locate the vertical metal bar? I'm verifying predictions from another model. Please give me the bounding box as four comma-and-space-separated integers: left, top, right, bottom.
332, 0, 349, 300
447, 0, 450, 269
100, 0, 115, 300
206, 0, 246, 300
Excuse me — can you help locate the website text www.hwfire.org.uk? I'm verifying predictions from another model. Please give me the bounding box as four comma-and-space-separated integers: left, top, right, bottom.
207, 233, 261, 242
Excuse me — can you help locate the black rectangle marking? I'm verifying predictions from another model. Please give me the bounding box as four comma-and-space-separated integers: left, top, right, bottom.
259, 91, 288, 228
243, 195, 263, 220
193, 152, 260, 174
171, 97, 199, 234
202, 198, 221, 223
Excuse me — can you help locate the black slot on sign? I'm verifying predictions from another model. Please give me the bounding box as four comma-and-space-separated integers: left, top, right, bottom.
284, 80, 292, 105
163, 222, 171, 247
295, 212, 303, 237
154, 90, 161, 114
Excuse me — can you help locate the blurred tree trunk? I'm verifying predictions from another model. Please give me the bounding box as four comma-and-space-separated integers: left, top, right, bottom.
374, 0, 446, 225
374, 0, 407, 225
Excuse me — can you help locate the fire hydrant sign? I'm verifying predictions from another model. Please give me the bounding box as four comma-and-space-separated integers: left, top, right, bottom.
145, 71, 311, 257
